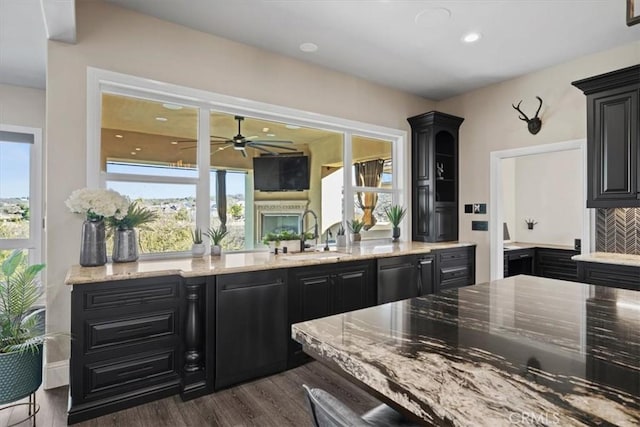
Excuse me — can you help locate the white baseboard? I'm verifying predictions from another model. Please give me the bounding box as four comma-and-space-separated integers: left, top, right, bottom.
44, 360, 69, 389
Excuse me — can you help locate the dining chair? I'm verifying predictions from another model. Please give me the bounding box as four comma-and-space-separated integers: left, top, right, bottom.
302, 384, 420, 427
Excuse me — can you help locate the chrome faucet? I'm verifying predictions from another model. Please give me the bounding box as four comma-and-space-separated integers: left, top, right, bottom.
300, 209, 319, 252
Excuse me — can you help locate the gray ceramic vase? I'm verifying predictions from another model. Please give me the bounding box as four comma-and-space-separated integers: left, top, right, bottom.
112, 228, 139, 263
80, 218, 107, 267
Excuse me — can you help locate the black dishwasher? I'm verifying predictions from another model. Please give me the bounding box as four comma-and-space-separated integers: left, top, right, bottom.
505, 248, 535, 277
377, 255, 419, 304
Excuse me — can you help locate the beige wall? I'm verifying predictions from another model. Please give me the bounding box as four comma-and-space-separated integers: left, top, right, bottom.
45, 0, 434, 372
435, 41, 640, 283
0, 83, 45, 129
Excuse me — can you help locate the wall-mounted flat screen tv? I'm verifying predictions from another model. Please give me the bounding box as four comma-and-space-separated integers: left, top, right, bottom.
253, 155, 310, 191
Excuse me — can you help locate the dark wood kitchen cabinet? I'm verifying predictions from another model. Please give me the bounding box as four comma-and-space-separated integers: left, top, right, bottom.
408, 111, 464, 241
572, 65, 640, 208
287, 260, 375, 367
215, 269, 288, 389
577, 261, 640, 291
535, 248, 579, 282
69, 276, 184, 424
435, 246, 476, 292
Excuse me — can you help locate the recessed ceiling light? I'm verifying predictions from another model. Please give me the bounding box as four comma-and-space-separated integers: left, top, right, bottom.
262, 127, 270, 132
267, 133, 276, 137
162, 103, 183, 110
285, 124, 301, 130
135, 147, 141, 151
171, 141, 178, 145
299, 42, 318, 53
155, 116, 168, 122
415, 7, 451, 28
130, 152, 137, 155
115, 134, 123, 139
462, 32, 481, 43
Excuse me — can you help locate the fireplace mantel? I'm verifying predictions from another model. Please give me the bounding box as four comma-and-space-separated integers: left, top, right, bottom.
255, 200, 310, 243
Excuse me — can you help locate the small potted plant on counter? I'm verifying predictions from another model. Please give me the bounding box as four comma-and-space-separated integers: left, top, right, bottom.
107, 202, 158, 263
207, 226, 228, 256
385, 205, 407, 242
347, 219, 365, 244
191, 228, 206, 257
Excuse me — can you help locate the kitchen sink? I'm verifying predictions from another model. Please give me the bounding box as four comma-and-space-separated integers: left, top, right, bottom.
280, 251, 346, 262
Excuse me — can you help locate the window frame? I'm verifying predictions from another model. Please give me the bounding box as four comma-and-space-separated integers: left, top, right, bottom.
87, 68, 408, 258
0, 124, 44, 267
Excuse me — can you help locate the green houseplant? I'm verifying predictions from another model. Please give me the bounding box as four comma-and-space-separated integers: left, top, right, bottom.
0, 250, 47, 408
385, 205, 407, 241
191, 228, 206, 257
107, 202, 158, 262
347, 219, 365, 244
206, 226, 229, 256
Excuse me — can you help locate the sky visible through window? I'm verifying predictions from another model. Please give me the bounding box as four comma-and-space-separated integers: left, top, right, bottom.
0, 141, 30, 198
107, 162, 246, 198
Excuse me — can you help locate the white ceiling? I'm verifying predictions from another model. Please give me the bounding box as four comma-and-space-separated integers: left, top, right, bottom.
2, 1, 639, 97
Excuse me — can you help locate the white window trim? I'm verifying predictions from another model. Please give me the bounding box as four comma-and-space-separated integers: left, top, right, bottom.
0, 124, 43, 267
87, 67, 409, 256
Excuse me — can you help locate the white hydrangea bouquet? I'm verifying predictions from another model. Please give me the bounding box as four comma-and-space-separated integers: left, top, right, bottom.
65, 188, 129, 221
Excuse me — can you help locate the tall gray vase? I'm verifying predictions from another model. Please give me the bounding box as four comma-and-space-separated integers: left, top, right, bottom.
113, 228, 139, 263
80, 218, 107, 267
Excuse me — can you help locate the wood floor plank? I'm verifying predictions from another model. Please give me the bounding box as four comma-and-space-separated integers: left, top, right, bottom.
9, 362, 381, 427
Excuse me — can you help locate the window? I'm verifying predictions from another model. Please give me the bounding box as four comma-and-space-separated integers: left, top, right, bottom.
0, 126, 42, 266
90, 70, 406, 257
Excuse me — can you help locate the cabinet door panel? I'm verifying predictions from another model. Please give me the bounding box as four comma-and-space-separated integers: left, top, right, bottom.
435, 205, 457, 242
300, 275, 333, 320
377, 256, 418, 304
415, 130, 430, 180
590, 88, 639, 206
414, 184, 430, 239
335, 269, 369, 313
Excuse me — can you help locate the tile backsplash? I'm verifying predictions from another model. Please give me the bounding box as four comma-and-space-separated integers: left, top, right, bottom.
595, 208, 640, 255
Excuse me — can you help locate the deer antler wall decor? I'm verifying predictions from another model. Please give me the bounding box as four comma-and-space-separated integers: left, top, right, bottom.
512, 96, 543, 135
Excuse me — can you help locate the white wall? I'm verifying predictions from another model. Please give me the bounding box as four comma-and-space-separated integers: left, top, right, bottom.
513, 150, 582, 246
0, 83, 45, 129
45, 0, 435, 380
502, 158, 516, 241
436, 40, 640, 283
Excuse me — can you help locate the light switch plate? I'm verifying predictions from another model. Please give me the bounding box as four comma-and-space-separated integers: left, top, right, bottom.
472, 220, 488, 231
464, 204, 473, 214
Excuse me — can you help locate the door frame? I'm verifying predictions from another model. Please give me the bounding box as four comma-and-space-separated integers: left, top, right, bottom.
489, 139, 590, 280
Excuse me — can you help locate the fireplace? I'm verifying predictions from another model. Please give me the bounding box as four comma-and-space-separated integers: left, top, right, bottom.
254, 200, 309, 244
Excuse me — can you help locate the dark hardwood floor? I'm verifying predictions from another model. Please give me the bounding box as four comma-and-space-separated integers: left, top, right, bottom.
0, 362, 380, 426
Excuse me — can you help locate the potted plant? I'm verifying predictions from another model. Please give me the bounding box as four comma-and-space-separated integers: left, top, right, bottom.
335, 224, 347, 248
206, 226, 229, 256
191, 228, 206, 257
262, 232, 282, 253
385, 205, 407, 241
278, 230, 302, 253
347, 219, 365, 244
0, 251, 48, 412
107, 202, 158, 262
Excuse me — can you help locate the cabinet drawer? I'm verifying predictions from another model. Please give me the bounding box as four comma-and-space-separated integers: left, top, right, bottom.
83, 278, 179, 310
579, 263, 640, 291
87, 311, 176, 352
84, 349, 177, 399
536, 248, 579, 267
536, 265, 577, 282
437, 247, 471, 264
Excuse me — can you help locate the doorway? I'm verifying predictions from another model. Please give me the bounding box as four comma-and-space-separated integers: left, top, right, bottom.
489, 139, 590, 280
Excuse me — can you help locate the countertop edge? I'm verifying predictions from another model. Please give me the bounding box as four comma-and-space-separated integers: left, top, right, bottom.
572, 252, 640, 267
65, 242, 477, 285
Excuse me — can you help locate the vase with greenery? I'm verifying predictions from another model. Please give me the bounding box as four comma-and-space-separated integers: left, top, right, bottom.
206, 226, 229, 256
385, 205, 407, 241
0, 250, 48, 408
347, 219, 365, 244
191, 228, 206, 257
262, 232, 282, 253
66, 188, 129, 266
107, 202, 158, 263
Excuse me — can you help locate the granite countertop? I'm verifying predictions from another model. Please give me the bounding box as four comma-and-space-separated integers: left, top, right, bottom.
292, 275, 640, 426
65, 240, 474, 285
572, 252, 640, 267
504, 241, 576, 251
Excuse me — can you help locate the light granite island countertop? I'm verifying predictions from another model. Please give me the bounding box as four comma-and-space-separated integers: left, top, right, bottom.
292, 275, 640, 426
65, 240, 474, 285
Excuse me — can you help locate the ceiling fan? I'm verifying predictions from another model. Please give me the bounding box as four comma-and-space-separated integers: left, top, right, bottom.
178, 115, 297, 157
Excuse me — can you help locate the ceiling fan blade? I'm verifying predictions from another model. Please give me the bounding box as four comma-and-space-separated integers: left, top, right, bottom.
210, 145, 235, 155
252, 145, 279, 155
240, 149, 248, 158
251, 143, 293, 144
210, 135, 230, 140
210, 141, 233, 146
249, 142, 298, 151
